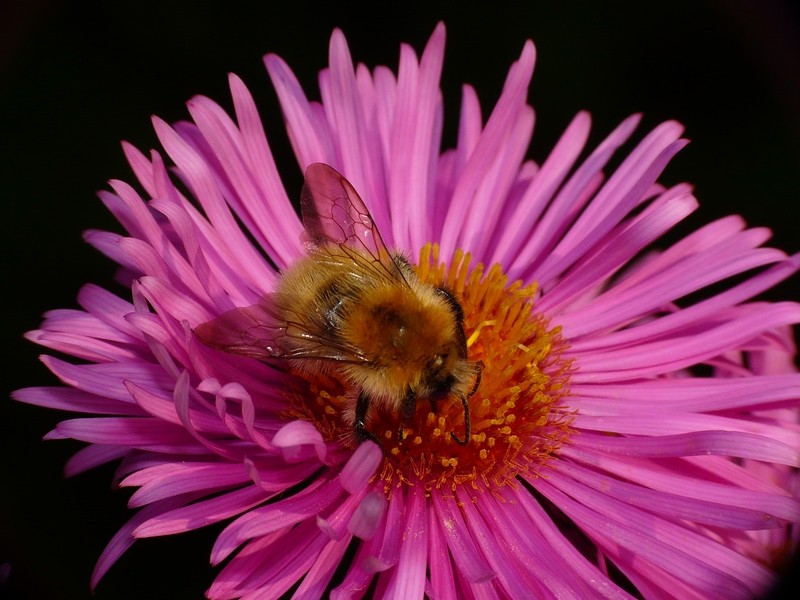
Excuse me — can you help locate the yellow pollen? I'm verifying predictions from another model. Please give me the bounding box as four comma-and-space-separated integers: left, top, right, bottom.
284, 243, 573, 493
467, 320, 496, 347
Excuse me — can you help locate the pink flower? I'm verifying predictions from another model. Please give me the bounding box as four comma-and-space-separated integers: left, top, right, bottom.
15, 23, 800, 599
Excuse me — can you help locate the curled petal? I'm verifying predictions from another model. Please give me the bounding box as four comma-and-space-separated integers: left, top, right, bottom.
272, 419, 328, 463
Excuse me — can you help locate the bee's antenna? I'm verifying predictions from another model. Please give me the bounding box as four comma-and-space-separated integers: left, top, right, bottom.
450, 395, 471, 445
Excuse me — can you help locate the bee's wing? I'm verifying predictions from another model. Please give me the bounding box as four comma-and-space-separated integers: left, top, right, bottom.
195, 295, 368, 364
300, 163, 408, 284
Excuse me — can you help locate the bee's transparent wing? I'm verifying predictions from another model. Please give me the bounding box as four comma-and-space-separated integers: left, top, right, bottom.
300, 163, 408, 284
195, 295, 367, 363
195, 301, 283, 360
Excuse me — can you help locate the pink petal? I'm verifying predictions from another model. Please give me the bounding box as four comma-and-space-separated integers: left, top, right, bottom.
431, 492, 495, 583
40, 355, 171, 403
208, 520, 327, 600
291, 535, 353, 599
339, 440, 382, 493
382, 486, 428, 599
123, 461, 252, 507
509, 113, 642, 278
13, 386, 143, 416
490, 110, 591, 266
561, 445, 800, 521
554, 458, 785, 529
426, 499, 459, 600
572, 303, 800, 382
56, 416, 196, 449
272, 419, 328, 463
388, 23, 445, 251
347, 489, 387, 540
91, 497, 186, 589
571, 373, 800, 413
454, 487, 542, 598
363, 484, 404, 573
152, 116, 275, 296
64, 444, 130, 477
511, 486, 635, 600
264, 53, 334, 169
537, 473, 772, 598
535, 121, 687, 285
317, 484, 369, 542
441, 41, 536, 259
322, 29, 389, 243
539, 187, 698, 314
134, 485, 268, 537
574, 429, 799, 466
186, 94, 302, 269
210, 475, 341, 564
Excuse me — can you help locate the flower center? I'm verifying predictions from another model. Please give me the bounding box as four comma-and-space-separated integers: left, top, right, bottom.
285, 244, 573, 492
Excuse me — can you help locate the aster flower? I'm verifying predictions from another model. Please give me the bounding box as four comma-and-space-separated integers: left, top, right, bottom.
15, 22, 800, 599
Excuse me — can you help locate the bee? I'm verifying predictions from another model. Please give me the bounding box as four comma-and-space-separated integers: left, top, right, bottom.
196, 163, 483, 446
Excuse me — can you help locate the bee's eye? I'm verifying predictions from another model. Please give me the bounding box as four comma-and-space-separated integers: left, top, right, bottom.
433, 354, 445, 369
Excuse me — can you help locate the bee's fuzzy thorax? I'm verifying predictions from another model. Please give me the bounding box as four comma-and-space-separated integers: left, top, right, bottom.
341, 284, 457, 362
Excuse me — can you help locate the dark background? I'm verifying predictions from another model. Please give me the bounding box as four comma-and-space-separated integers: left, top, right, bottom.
2, 1, 799, 598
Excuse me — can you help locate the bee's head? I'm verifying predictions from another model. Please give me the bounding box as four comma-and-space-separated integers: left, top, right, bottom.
419, 348, 475, 399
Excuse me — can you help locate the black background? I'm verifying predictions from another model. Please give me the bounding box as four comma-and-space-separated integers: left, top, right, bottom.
1, 1, 799, 598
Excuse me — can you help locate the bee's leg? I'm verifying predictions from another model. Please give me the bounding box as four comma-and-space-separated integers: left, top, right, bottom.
449, 394, 471, 445
468, 361, 485, 397
448, 362, 481, 446
397, 388, 416, 443
354, 391, 380, 446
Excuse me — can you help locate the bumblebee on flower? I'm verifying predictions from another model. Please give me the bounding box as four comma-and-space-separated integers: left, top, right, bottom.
16, 22, 800, 599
